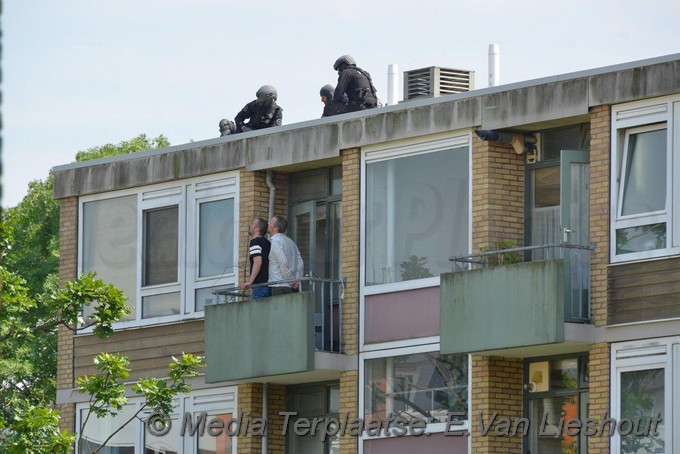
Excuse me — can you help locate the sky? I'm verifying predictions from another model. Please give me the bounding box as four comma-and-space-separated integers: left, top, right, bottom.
3, 0, 680, 208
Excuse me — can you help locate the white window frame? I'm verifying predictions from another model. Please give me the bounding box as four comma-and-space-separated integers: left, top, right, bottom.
78, 172, 239, 331
140, 186, 185, 320
360, 132, 472, 294
358, 343, 471, 447
611, 337, 680, 454
611, 95, 680, 262
75, 386, 238, 454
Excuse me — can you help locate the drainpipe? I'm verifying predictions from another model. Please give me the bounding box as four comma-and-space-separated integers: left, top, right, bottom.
266, 171, 276, 220
262, 382, 268, 454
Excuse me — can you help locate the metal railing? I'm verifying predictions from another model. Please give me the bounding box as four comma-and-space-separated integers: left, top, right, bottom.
449, 243, 593, 322
212, 276, 345, 353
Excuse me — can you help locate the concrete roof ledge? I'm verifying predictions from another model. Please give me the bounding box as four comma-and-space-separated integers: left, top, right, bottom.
53, 53, 680, 199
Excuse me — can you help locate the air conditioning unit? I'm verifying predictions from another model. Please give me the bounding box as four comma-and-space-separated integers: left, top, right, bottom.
403, 67, 475, 100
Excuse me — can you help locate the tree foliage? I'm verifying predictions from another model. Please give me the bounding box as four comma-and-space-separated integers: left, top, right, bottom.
0, 134, 171, 452
76, 353, 204, 453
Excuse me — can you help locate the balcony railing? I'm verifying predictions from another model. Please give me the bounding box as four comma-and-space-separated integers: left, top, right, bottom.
213, 276, 345, 353
449, 243, 592, 322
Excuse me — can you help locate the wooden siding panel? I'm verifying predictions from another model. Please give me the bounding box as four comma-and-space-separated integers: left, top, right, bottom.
608, 257, 680, 324
73, 320, 205, 382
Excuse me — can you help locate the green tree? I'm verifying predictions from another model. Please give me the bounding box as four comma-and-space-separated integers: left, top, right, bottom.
76, 352, 204, 453
0, 262, 130, 453
0, 134, 171, 452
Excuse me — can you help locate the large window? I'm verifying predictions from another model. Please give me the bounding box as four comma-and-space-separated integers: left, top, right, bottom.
363, 136, 470, 287
611, 338, 680, 454
80, 174, 238, 328
363, 350, 468, 434
76, 388, 236, 454
611, 96, 680, 262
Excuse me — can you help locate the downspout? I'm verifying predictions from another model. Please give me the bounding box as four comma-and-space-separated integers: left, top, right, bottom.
262, 382, 269, 454
266, 171, 276, 220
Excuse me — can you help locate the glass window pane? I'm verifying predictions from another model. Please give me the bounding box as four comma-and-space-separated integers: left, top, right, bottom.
621, 128, 667, 216
144, 416, 179, 454
616, 223, 667, 255
195, 288, 221, 311
143, 206, 179, 286
549, 358, 579, 391
331, 165, 342, 195
365, 352, 468, 424
79, 406, 136, 453
620, 368, 665, 453
82, 196, 137, 322
199, 199, 234, 278
365, 147, 469, 285
328, 385, 340, 414
142, 292, 180, 318
290, 171, 327, 202
197, 413, 233, 454
540, 125, 588, 161
528, 396, 578, 454
533, 166, 560, 208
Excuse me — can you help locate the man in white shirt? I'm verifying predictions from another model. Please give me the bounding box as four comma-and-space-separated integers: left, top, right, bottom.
268, 215, 304, 295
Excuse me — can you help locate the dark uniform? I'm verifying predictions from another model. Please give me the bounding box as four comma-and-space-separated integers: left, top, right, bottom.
235, 100, 283, 133
324, 65, 378, 117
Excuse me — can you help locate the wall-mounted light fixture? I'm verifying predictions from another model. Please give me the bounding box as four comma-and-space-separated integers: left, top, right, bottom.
474, 129, 537, 156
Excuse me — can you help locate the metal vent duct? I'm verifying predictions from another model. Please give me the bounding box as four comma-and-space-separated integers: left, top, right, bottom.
403, 67, 475, 100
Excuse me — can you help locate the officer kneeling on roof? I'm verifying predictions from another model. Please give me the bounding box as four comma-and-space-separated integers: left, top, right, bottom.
234, 85, 283, 133
323, 55, 378, 117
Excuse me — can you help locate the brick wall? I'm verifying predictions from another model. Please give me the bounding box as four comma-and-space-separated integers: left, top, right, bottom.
339, 370, 359, 454
588, 343, 611, 452
57, 197, 78, 433
237, 383, 263, 453
588, 105, 611, 327
470, 356, 523, 453
238, 169, 289, 285
471, 135, 525, 252
267, 384, 286, 454
341, 149, 360, 356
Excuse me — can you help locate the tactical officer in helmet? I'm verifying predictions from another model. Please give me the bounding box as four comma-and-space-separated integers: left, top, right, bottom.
324, 55, 378, 117
218, 118, 236, 137
234, 85, 283, 133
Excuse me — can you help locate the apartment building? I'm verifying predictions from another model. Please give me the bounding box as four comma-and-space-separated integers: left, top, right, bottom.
54, 53, 680, 453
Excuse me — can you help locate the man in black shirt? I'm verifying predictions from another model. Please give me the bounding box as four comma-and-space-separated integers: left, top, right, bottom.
241, 218, 271, 299
234, 85, 283, 133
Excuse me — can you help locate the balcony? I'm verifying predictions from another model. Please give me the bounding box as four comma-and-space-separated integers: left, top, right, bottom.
204, 277, 354, 384
440, 244, 593, 356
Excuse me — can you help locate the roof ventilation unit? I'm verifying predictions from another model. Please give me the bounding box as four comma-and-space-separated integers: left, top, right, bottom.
403, 66, 475, 100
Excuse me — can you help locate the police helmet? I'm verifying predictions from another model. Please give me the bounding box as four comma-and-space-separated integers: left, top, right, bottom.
256, 85, 278, 103
320, 84, 335, 99
333, 55, 356, 71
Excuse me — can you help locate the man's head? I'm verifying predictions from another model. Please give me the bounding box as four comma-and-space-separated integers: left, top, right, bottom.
333, 55, 356, 73
250, 218, 268, 237
268, 215, 288, 234
256, 85, 278, 105
320, 84, 334, 105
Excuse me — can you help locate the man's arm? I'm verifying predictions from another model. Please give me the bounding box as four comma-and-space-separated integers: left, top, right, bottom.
241, 256, 262, 290
333, 71, 351, 104
290, 246, 305, 291
235, 102, 253, 130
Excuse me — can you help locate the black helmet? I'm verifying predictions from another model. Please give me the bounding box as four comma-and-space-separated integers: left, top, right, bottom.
333, 55, 356, 71
320, 84, 334, 99
256, 85, 278, 103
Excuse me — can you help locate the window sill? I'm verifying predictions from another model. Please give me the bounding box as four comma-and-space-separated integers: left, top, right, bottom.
76, 311, 205, 336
